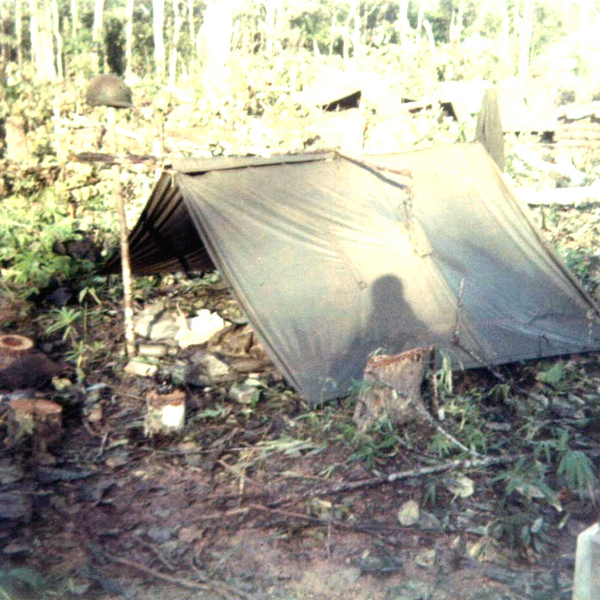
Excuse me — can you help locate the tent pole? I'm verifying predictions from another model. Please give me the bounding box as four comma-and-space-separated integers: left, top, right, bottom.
108, 106, 136, 358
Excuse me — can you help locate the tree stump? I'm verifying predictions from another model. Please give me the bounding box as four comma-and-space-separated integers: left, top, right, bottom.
7, 399, 63, 460
354, 347, 434, 432
0, 334, 34, 370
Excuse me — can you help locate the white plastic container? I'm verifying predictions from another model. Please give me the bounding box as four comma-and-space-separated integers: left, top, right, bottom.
573, 522, 600, 600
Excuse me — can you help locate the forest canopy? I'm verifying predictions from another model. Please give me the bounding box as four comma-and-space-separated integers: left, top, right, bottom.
0, 0, 599, 99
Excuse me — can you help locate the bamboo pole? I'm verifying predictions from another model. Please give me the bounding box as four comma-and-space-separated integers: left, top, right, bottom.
107, 107, 136, 358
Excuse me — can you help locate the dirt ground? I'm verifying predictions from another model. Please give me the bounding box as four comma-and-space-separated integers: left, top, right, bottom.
0, 346, 583, 600
1, 253, 593, 600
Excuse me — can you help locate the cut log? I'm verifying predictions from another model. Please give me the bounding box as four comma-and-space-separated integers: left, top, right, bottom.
145, 389, 186, 436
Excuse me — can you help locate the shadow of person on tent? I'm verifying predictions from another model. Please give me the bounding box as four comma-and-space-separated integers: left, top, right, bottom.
326, 274, 429, 398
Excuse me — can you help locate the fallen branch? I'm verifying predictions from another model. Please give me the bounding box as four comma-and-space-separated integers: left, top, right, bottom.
133, 534, 177, 571
266, 453, 525, 507
246, 504, 406, 542
85, 542, 251, 600
68, 151, 162, 166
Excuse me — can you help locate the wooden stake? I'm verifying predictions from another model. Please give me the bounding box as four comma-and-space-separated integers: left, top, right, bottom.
107, 106, 136, 358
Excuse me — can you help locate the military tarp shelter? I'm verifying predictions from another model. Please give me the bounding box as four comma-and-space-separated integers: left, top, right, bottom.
104, 143, 600, 403
440, 80, 556, 133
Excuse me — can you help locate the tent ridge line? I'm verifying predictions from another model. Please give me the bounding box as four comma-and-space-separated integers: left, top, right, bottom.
334, 150, 414, 186
170, 152, 337, 175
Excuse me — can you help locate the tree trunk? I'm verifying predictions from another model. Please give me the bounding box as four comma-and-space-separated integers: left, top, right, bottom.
473, 0, 491, 33
398, 0, 409, 48
577, 0, 592, 97
498, 0, 510, 71
153, 0, 166, 81
342, 8, 350, 61
188, 0, 195, 57
350, 0, 361, 60
70, 0, 77, 35
41, 2, 56, 80
0, 1, 8, 74
265, 0, 274, 54
422, 18, 436, 58
449, 1, 464, 45
51, 0, 63, 80
169, 0, 182, 88
16, 0, 23, 66
342, 0, 361, 61
264, 0, 283, 55
416, 0, 426, 32
517, 0, 535, 83
199, 0, 234, 99
28, 0, 56, 81
125, 0, 134, 78
92, 0, 104, 72
329, 9, 336, 56
28, 0, 39, 71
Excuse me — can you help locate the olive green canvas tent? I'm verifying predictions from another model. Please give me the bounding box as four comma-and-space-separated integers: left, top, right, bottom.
104, 143, 600, 403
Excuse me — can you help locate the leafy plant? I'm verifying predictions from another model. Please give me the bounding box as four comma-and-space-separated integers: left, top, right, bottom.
0, 186, 82, 293
559, 246, 600, 294
486, 513, 554, 557
433, 352, 454, 397
348, 417, 402, 469
557, 450, 597, 501
196, 405, 231, 421
64, 340, 107, 383
493, 458, 559, 507
0, 568, 46, 600
536, 361, 565, 386
257, 435, 327, 459
43, 307, 83, 342
429, 392, 488, 457
423, 478, 441, 508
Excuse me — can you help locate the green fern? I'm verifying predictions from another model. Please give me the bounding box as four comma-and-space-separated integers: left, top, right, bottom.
557, 450, 597, 500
